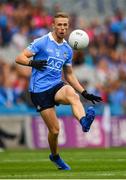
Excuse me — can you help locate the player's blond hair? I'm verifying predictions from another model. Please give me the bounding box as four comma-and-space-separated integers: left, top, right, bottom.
54, 12, 69, 19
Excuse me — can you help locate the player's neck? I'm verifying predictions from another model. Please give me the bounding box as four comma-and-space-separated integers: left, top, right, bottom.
52, 32, 63, 44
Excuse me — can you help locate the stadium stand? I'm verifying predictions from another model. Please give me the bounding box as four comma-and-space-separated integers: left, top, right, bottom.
0, 0, 126, 117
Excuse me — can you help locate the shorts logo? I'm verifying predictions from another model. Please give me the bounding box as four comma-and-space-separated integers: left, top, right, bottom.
37, 105, 41, 110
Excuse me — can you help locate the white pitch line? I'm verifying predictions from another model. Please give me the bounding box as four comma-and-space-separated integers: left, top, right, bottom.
0, 171, 126, 178
1, 158, 49, 162
1, 158, 126, 163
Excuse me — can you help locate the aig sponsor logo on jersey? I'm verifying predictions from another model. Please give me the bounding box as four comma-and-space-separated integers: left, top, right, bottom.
48, 57, 64, 71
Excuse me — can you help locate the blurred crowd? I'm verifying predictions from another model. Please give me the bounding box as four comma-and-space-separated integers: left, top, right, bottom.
0, 0, 126, 115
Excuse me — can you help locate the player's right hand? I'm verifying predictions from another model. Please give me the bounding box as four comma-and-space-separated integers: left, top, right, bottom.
81, 90, 102, 104
28, 60, 47, 70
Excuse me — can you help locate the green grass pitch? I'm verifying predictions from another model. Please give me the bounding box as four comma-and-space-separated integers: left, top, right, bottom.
0, 147, 126, 179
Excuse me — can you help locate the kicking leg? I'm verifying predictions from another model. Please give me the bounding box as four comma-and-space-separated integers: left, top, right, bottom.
55, 85, 95, 132
55, 85, 85, 121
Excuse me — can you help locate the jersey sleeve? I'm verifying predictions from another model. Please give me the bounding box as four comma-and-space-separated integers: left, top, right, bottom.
26, 37, 45, 55
64, 47, 73, 66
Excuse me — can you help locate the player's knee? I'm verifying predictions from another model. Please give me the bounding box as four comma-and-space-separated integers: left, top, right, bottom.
49, 126, 59, 136
74, 93, 80, 101
70, 93, 80, 103
66, 88, 80, 103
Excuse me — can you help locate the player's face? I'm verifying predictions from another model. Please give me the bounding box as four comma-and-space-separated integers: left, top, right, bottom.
53, 17, 69, 40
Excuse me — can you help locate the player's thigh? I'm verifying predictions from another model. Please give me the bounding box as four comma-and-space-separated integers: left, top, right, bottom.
54, 85, 77, 104
40, 107, 59, 134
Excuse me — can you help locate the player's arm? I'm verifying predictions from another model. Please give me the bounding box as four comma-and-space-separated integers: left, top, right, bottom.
63, 65, 84, 93
15, 49, 47, 70
15, 49, 33, 66
63, 65, 102, 104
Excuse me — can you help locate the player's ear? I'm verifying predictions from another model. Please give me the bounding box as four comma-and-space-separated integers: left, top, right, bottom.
52, 23, 55, 30
52, 23, 54, 30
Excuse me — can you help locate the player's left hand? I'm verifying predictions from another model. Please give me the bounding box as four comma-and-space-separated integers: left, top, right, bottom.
81, 90, 102, 104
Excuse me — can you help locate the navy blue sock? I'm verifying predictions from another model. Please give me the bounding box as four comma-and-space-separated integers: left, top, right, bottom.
52, 154, 60, 160
80, 116, 86, 125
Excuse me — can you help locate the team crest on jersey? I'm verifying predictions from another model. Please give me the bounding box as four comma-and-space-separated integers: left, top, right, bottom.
63, 52, 67, 59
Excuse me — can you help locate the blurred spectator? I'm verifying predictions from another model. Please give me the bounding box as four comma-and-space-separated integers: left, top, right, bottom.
0, 63, 18, 107
11, 25, 29, 50
120, 18, 126, 45
108, 80, 126, 115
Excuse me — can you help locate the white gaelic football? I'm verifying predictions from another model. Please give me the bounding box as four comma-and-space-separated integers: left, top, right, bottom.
68, 29, 89, 50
